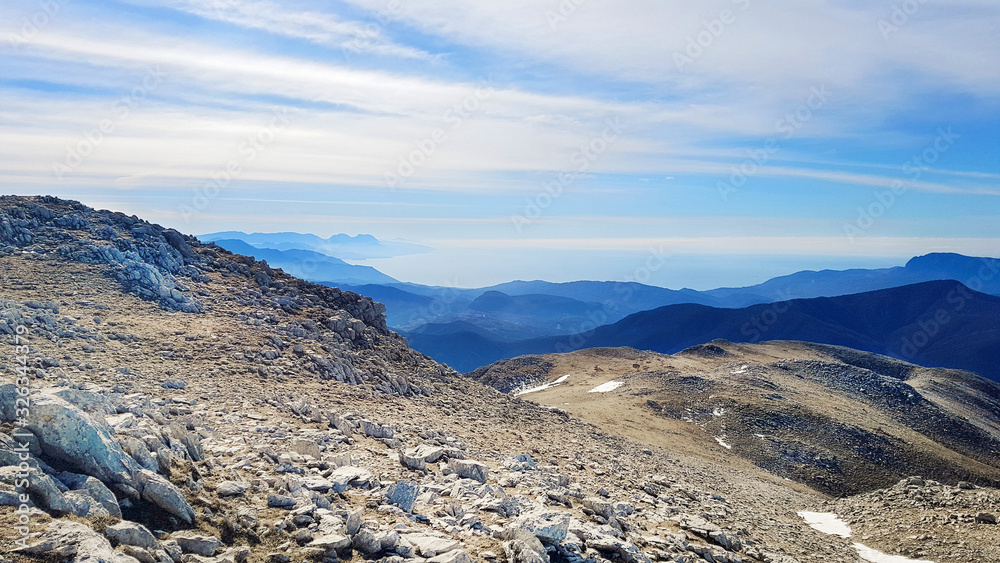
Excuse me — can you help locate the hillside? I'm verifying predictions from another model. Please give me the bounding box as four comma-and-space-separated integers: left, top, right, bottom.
469, 342, 1000, 498
0, 195, 921, 563
409, 281, 1000, 378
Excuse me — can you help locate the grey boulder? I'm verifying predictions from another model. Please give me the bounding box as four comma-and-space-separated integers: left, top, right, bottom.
216, 480, 248, 497
449, 459, 489, 483
172, 532, 222, 556
106, 520, 160, 550
516, 509, 570, 542
137, 469, 196, 523
13, 520, 120, 560
386, 480, 420, 513
57, 471, 122, 518
10, 392, 139, 485
0, 465, 72, 516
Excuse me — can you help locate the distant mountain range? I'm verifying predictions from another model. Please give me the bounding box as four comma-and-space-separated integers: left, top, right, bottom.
405, 281, 1000, 380
705, 252, 1000, 304
193, 233, 1000, 380
208, 239, 398, 285
357, 252, 1000, 340
199, 231, 431, 260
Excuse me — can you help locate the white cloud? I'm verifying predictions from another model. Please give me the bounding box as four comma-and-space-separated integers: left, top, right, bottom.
121, 0, 433, 60
425, 236, 1000, 258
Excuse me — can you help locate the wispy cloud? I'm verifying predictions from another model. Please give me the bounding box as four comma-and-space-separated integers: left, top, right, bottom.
123, 0, 433, 60
1, 0, 998, 286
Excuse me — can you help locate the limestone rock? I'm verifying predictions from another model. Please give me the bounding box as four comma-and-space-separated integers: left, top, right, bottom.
216, 480, 248, 497
387, 480, 420, 513
172, 532, 222, 556
0, 466, 72, 516
516, 509, 570, 543
401, 532, 461, 557
13, 520, 119, 560
328, 465, 374, 492
307, 533, 352, 550
449, 458, 489, 483
106, 520, 160, 550
353, 527, 382, 554
400, 449, 427, 472
8, 392, 139, 485
268, 494, 296, 509
137, 469, 196, 523
57, 471, 122, 518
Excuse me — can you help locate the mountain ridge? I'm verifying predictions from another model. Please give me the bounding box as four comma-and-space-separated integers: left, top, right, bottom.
406, 280, 1000, 378
199, 230, 431, 260
211, 239, 399, 286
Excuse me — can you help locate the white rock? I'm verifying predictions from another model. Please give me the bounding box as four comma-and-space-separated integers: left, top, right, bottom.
106, 520, 159, 550
401, 533, 461, 557
172, 532, 222, 556
137, 469, 196, 523
516, 509, 570, 542
448, 459, 489, 483
216, 480, 248, 497
13, 520, 119, 560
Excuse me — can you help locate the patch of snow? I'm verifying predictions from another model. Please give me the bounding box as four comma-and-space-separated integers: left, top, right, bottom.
731, 364, 748, 374
754, 433, 766, 439
798, 511, 851, 538
798, 512, 936, 563
712, 407, 725, 417
517, 374, 570, 395
714, 436, 732, 449
852, 543, 935, 563
588, 380, 624, 393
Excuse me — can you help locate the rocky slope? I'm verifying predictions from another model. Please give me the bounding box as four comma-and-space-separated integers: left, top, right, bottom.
0, 196, 993, 563
469, 342, 1000, 498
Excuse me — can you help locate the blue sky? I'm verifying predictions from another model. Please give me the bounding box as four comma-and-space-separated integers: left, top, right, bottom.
1, 0, 998, 288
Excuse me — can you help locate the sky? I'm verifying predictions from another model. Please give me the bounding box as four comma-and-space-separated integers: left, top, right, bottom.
1, 0, 998, 289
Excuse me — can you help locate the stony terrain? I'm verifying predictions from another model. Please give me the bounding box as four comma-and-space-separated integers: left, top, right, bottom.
0, 196, 995, 563
470, 343, 1000, 498
832, 476, 1000, 561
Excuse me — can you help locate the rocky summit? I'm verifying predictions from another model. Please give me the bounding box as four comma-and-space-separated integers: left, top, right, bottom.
0, 195, 998, 563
